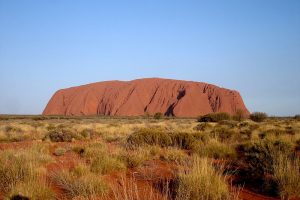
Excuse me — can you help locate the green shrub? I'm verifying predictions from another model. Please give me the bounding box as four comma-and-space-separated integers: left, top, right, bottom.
44, 128, 74, 142
154, 112, 163, 120
127, 128, 172, 147
239, 140, 293, 178
197, 112, 230, 122
250, 112, 268, 122
175, 156, 231, 200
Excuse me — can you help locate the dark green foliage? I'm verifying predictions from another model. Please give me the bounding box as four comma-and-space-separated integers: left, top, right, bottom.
250, 112, 268, 122
197, 112, 230, 122
154, 112, 163, 120
44, 129, 74, 142
238, 140, 293, 178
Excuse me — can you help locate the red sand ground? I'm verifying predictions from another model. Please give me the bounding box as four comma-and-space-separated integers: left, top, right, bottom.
43, 78, 249, 117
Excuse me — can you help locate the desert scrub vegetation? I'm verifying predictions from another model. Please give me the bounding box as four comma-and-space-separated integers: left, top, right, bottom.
238, 139, 294, 178
1, 115, 300, 199
196, 139, 237, 159
250, 112, 268, 122
119, 146, 161, 168
197, 112, 230, 122
273, 153, 300, 200
44, 128, 75, 142
127, 128, 209, 151
175, 156, 236, 200
50, 169, 108, 199
5, 177, 55, 200
0, 148, 54, 199
90, 155, 126, 174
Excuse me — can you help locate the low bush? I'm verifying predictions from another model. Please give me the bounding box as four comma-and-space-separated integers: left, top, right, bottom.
127, 128, 172, 148
127, 128, 210, 151
250, 112, 268, 122
175, 156, 231, 200
239, 140, 293, 178
44, 128, 74, 142
197, 113, 230, 123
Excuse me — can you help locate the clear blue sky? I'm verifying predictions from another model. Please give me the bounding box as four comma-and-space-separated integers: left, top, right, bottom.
0, 0, 299, 116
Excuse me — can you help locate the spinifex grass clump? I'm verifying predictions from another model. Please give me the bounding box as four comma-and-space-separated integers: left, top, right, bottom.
273, 153, 300, 200
175, 156, 232, 200
0, 149, 54, 199
50, 169, 108, 199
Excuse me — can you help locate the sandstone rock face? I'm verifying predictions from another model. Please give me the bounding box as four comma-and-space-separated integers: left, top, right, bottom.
43, 78, 250, 117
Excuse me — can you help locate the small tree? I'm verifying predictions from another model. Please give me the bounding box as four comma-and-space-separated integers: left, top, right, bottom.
250, 112, 268, 122
154, 112, 163, 120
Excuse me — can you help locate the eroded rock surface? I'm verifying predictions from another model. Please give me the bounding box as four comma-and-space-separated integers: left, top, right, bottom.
43, 78, 249, 117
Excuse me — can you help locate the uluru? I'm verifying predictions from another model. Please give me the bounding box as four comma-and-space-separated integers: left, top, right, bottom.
43, 78, 250, 117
